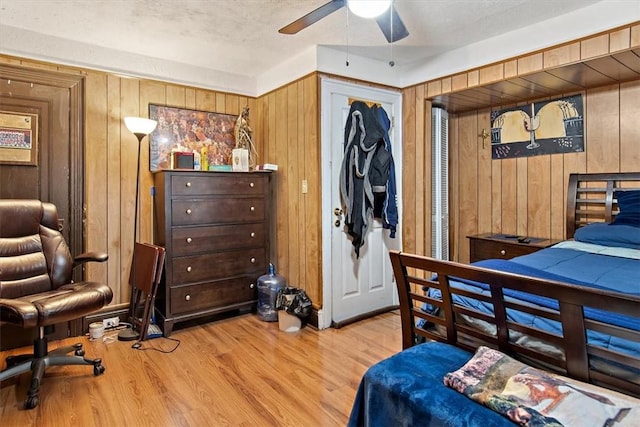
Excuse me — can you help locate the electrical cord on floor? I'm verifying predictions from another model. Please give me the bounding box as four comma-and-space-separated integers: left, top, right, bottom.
131, 336, 181, 353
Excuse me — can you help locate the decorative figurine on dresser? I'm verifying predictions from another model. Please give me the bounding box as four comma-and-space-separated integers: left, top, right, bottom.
153, 170, 271, 336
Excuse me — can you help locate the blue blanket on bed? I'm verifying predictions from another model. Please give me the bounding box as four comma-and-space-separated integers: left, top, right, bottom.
469, 258, 640, 331
347, 342, 515, 427
509, 247, 639, 295
427, 247, 640, 356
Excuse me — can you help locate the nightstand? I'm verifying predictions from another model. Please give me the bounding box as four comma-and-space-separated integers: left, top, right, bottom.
467, 233, 563, 263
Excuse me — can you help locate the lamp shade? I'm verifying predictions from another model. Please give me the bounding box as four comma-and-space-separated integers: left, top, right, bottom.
347, 0, 391, 18
124, 117, 158, 136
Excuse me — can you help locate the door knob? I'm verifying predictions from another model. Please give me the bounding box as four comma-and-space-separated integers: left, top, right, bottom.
334, 208, 343, 216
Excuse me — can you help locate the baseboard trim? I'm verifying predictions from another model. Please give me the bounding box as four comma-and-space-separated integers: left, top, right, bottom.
82, 303, 129, 333
331, 305, 398, 329
307, 308, 319, 329
82, 304, 321, 334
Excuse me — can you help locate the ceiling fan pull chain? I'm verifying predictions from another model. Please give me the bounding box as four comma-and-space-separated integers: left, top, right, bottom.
389, 1, 395, 67
346, 6, 350, 67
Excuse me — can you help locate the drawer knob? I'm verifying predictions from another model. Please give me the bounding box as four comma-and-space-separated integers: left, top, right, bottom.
249, 182, 254, 188
185, 294, 191, 301
250, 257, 256, 264
186, 266, 192, 272
186, 208, 192, 215
250, 206, 255, 212
500, 249, 506, 256
250, 232, 256, 238
186, 237, 192, 243
186, 182, 191, 187
250, 283, 255, 289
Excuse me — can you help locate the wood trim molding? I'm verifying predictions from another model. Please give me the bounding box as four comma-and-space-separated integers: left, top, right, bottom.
415, 22, 640, 112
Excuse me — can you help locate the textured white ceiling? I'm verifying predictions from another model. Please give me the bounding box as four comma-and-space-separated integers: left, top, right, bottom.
0, 0, 631, 93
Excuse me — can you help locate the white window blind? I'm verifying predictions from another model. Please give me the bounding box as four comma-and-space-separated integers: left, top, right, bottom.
431, 107, 449, 260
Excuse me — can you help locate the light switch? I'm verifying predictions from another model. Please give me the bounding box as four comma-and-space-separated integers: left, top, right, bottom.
302, 179, 308, 194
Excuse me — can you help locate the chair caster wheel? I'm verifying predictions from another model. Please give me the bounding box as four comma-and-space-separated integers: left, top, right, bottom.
75, 348, 85, 357
25, 395, 39, 409
94, 364, 105, 376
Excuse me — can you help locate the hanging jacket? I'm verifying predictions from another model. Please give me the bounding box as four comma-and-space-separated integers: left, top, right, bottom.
371, 105, 398, 238
339, 101, 385, 257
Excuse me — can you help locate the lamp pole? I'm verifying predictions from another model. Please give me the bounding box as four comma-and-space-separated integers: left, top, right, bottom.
132, 131, 144, 246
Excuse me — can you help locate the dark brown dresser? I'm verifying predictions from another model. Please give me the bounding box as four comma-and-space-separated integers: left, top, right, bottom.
153, 171, 271, 336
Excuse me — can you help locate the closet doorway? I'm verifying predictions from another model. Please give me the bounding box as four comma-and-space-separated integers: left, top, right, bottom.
321, 78, 402, 328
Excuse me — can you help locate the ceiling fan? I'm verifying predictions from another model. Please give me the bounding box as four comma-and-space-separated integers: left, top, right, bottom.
279, 0, 409, 43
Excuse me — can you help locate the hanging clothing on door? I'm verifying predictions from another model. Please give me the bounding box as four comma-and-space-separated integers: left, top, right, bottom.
371, 105, 398, 238
339, 101, 386, 257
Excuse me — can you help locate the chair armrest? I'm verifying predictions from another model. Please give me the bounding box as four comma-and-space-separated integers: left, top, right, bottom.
73, 251, 108, 268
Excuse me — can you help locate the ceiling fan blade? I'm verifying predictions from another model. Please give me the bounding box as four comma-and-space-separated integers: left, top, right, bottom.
279, 0, 346, 35
375, 5, 409, 43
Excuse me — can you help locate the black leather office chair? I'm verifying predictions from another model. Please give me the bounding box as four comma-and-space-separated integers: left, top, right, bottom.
0, 199, 113, 409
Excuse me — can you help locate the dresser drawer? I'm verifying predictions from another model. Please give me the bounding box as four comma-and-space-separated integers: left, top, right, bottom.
170, 276, 257, 315
470, 239, 538, 262
468, 234, 563, 263
171, 248, 267, 284
171, 174, 265, 196
172, 198, 265, 225
172, 223, 266, 256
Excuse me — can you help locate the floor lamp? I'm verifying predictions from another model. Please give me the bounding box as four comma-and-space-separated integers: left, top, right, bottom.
118, 116, 158, 341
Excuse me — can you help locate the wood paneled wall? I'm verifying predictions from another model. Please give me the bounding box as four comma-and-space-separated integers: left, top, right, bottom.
402, 82, 640, 263
0, 55, 324, 309
257, 75, 322, 306
84, 74, 258, 306
462, 81, 638, 262
92, 77, 261, 305
0, 55, 260, 307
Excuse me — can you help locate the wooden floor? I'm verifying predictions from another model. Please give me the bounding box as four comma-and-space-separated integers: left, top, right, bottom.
0, 311, 402, 426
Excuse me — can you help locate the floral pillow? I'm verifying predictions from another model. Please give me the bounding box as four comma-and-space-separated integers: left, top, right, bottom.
444, 346, 640, 426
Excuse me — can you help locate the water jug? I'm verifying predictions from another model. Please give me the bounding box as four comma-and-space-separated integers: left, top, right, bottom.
257, 263, 286, 321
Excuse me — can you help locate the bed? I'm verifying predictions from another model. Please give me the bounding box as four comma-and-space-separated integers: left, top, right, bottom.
348, 173, 640, 426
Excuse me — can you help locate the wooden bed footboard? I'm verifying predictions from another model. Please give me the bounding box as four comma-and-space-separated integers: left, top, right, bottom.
389, 250, 640, 398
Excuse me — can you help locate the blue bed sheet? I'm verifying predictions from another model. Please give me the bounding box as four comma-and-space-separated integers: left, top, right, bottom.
347, 342, 515, 427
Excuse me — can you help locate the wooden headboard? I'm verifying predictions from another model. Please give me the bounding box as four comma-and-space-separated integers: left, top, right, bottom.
566, 172, 640, 238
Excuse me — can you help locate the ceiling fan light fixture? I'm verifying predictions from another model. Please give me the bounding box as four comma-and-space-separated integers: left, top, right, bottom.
347, 0, 391, 19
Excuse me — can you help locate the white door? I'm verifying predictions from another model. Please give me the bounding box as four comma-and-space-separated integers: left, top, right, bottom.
321, 79, 402, 327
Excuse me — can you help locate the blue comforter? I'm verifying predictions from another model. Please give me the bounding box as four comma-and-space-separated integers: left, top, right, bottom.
428, 245, 640, 356
509, 246, 639, 295
347, 342, 515, 427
